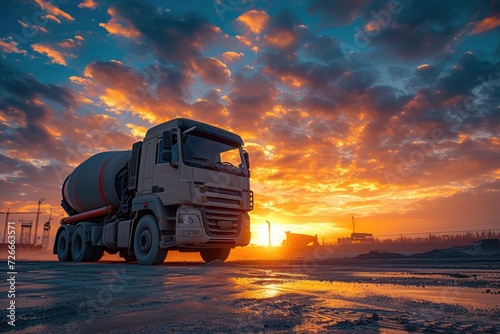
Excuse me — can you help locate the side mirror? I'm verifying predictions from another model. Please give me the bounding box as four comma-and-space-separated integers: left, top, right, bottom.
162, 130, 173, 150
243, 150, 250, 170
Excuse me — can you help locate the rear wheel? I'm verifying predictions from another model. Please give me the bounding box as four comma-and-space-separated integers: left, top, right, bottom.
71, 225, 97, 262
133, 215, 167, 265
200, 248, 230, 263
56, 229, 73, 262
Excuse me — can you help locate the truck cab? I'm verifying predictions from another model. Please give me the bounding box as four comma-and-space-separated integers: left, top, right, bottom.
133, 119, 252, 261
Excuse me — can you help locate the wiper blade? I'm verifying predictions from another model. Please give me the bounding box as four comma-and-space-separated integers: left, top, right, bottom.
221, 161, 245, 176
185, 157, 219, 170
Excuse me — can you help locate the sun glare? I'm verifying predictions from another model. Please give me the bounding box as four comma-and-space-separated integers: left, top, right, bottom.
250, 221, 290, 247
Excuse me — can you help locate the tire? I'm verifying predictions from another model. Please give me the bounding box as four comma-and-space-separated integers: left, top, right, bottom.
71, 225, 96, 262
123, 254, 136, 262
92, 248, 104, 262
133, 215, 167, 265
200, 248, 231, 263
56, 229, 73, 262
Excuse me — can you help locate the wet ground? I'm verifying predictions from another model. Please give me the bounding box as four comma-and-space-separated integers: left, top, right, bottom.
2, 257, 499, 333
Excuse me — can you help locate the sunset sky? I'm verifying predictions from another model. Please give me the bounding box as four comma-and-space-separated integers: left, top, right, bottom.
1, 0, 499, 246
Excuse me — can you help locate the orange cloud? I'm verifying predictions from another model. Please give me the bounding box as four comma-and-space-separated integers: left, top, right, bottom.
126, 123, 148, 140
235, 35, 253, 47
192, 57, 231, 85
470, 14, 500, 34
69, 75, 91, 85
17, 20, 48, 33
264, 30, 296, 48
0, 38, 27, 55
32, 44, 67, 66
99, 8, 140, 38
417, 64, 430, 70
78, 0, 97, 9
237, 10, 270, 34
222, 51, 244, 62
58, 37, 83, 49
44, 14, 61, 24
34, 0, 74, 21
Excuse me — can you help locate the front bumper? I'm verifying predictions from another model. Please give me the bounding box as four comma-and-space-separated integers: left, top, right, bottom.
174, 205, 251, 248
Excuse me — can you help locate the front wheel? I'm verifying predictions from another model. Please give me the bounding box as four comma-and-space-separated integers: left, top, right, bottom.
133, 215, 168, 265
200, 248, 231, 263
56, 229, 72, 262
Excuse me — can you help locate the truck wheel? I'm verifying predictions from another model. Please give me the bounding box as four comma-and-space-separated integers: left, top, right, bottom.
56, 229, 73, 262
71, 225, 96, 262
200, 248, 230, 263
123, 254, 136, 262
134, 215, 167, 265
92, 248, 104, 262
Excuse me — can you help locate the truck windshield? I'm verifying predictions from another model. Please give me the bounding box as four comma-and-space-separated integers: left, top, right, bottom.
182, 133, 247, 176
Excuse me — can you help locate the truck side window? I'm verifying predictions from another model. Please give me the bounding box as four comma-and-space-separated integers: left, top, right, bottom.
156, 139, 178, 164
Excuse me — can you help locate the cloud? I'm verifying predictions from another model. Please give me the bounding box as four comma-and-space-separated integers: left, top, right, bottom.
17, 19, 48, 34
0, 61, 139, 205
44, 14, 61, 24
470, 14, 500, 34
308, 0, 368, 27
34, 0, 74, 21
99, 7, 140, 38
77, 60, 193, 123
226, 71, 278, 130
57, 37, 83, 49
78, 0, 98, 9
304, 36, 343, 63
193, 57, 231, 85
237, 10, 270, 34
262, 9, 300, 51
0, 38, 27, 55
0, 60, 75, 166
222, 51, 244, 62
361, 1, 486, 60
100, 0, 219, 64
99, 0, 227, 94
32, 44, 67, 66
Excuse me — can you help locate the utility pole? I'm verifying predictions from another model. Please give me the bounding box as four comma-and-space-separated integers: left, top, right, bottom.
33, 197, 45, 245
352, 216, 355, 234
1, 209, 38, 243
42, 208, 53, 250
266, 221, 271, 247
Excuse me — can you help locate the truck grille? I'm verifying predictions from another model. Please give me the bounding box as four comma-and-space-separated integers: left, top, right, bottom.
204, 186, 242, 208
203, 207, 240, 237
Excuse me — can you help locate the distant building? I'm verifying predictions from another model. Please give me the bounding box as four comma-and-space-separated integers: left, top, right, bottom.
351, 232, 373, 240
282, 231, 319, 247
338, 233, 374, 245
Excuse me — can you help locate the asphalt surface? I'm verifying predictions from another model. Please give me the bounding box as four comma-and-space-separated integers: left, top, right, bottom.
1, 257, 499, 333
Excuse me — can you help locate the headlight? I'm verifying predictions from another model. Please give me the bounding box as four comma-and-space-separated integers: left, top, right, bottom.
178, 214, 201, 226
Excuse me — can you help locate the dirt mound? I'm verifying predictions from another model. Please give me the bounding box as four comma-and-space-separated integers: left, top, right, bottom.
468, 239, 500, 255
412, 239, 500, 259
355, 251, 406, 260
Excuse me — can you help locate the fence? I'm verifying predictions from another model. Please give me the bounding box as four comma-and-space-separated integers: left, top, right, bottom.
320, 229, 500, 255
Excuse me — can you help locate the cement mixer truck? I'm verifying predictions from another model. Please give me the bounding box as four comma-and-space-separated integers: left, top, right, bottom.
53, 118, 253, 265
